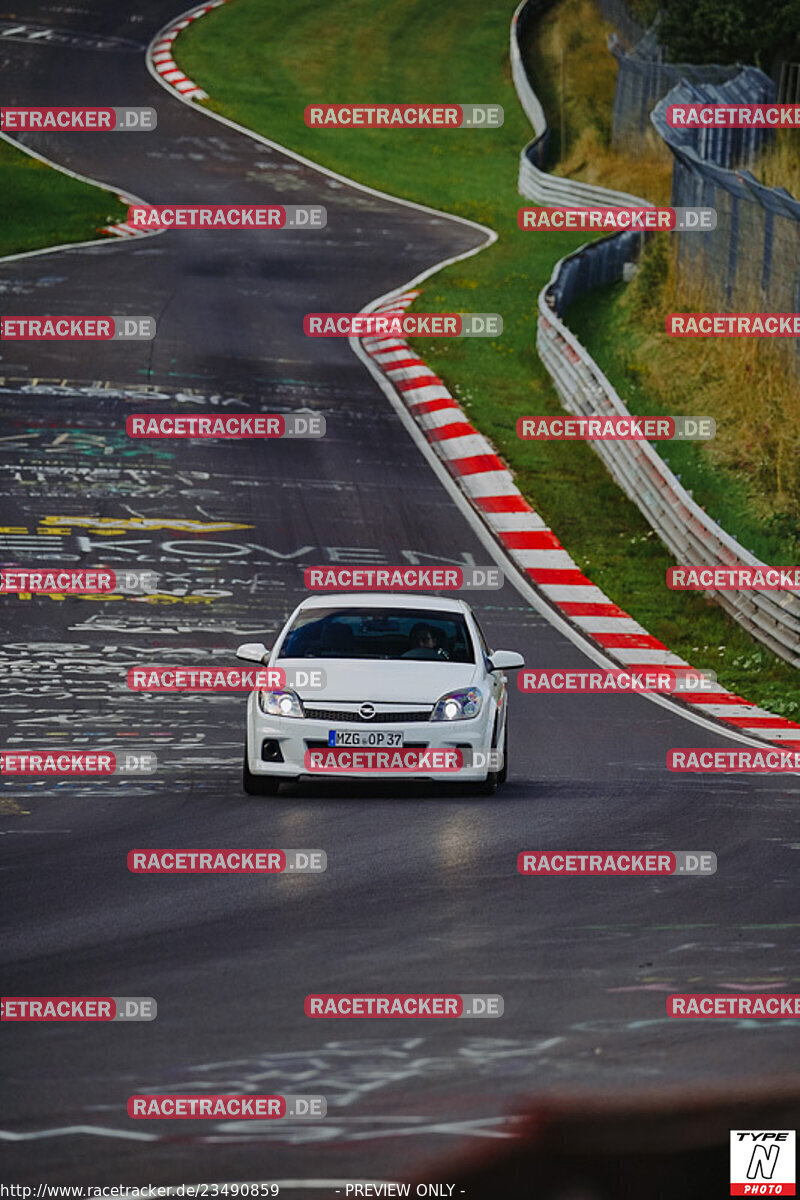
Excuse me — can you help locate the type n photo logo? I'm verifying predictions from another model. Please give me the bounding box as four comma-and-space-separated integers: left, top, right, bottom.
730, 1130, 796, 1195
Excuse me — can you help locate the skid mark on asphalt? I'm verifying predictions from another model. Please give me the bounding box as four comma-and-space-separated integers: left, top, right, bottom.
0, 20, 142, 51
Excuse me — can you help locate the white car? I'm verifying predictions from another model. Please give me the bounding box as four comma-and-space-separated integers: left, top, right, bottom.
237, 593, 524, 795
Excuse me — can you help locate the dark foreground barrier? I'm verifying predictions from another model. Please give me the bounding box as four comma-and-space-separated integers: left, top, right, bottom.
411, 1080, 800, 1197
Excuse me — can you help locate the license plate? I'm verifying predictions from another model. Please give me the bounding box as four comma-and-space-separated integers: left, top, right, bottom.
328, 729, 404, 747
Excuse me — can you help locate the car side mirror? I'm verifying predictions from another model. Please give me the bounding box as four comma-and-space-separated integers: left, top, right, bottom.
489, 650, 524, 671
236, 642, 271, 665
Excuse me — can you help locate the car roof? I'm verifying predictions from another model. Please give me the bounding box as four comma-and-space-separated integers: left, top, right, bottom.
295, 592, 472, 613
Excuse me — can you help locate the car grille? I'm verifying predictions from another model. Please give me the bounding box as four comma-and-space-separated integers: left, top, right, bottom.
302, 707, 431, 723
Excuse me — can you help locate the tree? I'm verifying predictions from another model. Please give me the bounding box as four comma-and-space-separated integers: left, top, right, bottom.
657, 0, 800, 69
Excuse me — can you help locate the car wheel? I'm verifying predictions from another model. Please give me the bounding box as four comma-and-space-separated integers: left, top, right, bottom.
497, 720, 508, 786
474, 710, 506, 796
478, 769, 498, 796
476, 718, 500, 795
242, 749, 282, 796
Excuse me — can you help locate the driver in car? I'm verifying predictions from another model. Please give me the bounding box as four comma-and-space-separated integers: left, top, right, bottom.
402, 622, 448, 660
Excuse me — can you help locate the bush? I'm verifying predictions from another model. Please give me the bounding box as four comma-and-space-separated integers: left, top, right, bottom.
657, 0, 800, 69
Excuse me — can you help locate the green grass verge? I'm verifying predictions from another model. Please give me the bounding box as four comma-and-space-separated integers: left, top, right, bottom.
178, 0, 800, 713
0, 138, 127, 258
568, 270, 800, 567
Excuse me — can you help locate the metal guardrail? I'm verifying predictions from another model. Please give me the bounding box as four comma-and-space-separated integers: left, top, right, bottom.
652, 66, 777, 169
511, 0, 648, 207
511, 0, 800, 666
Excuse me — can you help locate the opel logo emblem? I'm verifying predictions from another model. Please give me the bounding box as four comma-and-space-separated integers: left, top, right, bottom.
359, 703, 376, 720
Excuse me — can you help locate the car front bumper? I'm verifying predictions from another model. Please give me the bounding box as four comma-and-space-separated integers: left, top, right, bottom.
245, 694, 496, 781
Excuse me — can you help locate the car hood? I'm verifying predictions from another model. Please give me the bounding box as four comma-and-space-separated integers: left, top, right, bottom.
277, 657, 481, 704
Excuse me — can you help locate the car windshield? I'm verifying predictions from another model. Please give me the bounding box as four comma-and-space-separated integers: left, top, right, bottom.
277, 607, 475, 662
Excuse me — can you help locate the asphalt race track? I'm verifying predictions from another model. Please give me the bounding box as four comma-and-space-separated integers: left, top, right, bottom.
1, 1, 799, 1190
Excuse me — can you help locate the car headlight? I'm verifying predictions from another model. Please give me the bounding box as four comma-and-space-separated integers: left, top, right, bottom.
431, 687, 483, 721
258, 688, 305, 718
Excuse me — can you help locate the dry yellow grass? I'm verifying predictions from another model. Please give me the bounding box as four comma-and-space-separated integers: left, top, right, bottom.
557, 125, 672, 201
529, 0, 800, 527
623, 238, 800, 521
749, 131, 800, 198
529, 0, 672, 201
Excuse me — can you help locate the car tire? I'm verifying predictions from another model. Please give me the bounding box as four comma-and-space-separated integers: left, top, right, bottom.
243, 749, 282, 796
476, 718, 501, 795
478, 770, 498, 796
474, 715, 506, 792
497, 720, 508, 786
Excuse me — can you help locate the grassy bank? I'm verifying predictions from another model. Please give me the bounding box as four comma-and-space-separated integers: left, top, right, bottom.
525, 0, 672, 200
0, 138, 127, 257
178, 0, 800, 711
752, 131, 800, 196
569, 240, 800, 562
527, 0, 800, 542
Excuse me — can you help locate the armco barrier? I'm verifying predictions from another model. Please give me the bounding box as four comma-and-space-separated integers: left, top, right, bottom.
539, 248, 800, 666
511, 0, 648, 207
512, 0, 800, 667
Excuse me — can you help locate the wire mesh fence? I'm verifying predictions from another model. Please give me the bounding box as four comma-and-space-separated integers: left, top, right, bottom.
651, 72, 800, 317
609, 36, 742, 152
593, 0, 647, 51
